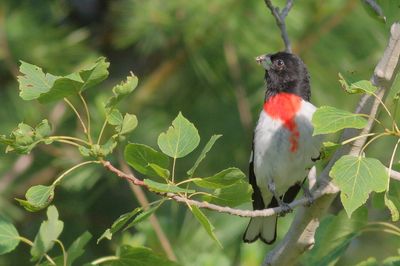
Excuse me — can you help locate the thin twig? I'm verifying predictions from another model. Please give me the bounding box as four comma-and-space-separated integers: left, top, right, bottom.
263, 0, 294, 52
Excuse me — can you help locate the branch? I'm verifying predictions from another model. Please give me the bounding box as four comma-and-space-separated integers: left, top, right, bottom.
263, 22, 400, 266
263, 0, 294, 52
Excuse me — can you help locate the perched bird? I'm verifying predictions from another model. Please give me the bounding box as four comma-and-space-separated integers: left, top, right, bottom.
243, 52, 322, 244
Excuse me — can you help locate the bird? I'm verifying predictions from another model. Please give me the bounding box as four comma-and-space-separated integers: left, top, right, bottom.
243, 52, 323, 244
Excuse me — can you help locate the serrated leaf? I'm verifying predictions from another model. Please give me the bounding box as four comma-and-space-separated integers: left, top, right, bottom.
157, 112, 200, 158
0, 218, 20, 255
31, 205, 64, 260
355, 257, 379, 266
16, 185, 55, 212
108, 245, 180, 266
144, 179, 195, 194
18, 57, 109, 103
330, 155, 388, 217
190, 206, 222, 248
66, 231, 92, 266
301, 208, 367, 266
312, 106, 368, 135
124, 143, 169, 178
187, 134, 222, 177
202, 181, 253, 207
124, 204, 162, 231
79, 146, 91, 157
120, 114, 138, 135
98, 208, 142, 243
106, 74, 139, 108
384, 194, 399, 222
194, 168, 245, 189
108, 109, 124, 126
101, 137, 118, 156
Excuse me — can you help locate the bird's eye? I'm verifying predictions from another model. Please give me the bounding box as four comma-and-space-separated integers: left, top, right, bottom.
274, 59, 285, 69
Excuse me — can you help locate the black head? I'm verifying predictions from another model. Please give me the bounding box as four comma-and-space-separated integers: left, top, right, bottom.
256, 52, 311, 101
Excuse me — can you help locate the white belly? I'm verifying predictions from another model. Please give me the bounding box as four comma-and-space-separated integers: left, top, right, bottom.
253, 100, 322, 204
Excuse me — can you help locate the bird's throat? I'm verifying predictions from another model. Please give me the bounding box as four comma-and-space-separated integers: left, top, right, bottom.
263, 93, 301, 152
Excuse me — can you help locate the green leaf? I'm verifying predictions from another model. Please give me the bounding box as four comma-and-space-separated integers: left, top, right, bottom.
124, 204, 162, 231
98, 208, 142, 243
385, 181, 400, 222
330, 155, 389, 217
301, 208, 367, 266
338, 73, 378, 94
157, 112, 200, 158
120, 113, 138, 135
187, 134, 222, 177
355, 257, 379, 266
108, 109, 124, 126
78, 146, 91, 157
144, 179, 195, 194
106, 74, 139, 108
0, 218, 20, 255
78, 57, 110, 91
31, 205, 64, 260
108, 245, 180, 266
101, 137, 118, 156
16, 185, 55, 212
66, 231, 92, 266
35, 120, 52, 139
18, 57, 109, 103
194, 168, 245, 189
312, 106, 368, 135
190, 206, 222, 248
124, 143, 169, 178
147, 163, 170, 180
202, 181, 253, 207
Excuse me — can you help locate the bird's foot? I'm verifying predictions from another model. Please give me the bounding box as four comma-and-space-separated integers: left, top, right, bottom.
302, 185, 314, 207
278, 202, 293, 217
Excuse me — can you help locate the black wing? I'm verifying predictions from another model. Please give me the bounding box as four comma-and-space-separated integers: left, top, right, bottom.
249, 143, 265, 210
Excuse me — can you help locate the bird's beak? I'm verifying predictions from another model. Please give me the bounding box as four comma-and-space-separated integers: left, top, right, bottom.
256, 54, 272, 70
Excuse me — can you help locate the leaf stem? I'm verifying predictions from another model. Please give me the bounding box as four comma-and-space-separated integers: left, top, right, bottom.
52, 139, 82, 148
90, 256, 119, 265
97, 118, 108, 145
387, 138, 400, 190
18, 236, 56, 265
359, 132, 389, 156
188, 191, 213, 199
79, 92, 93, 144
55, 239, 67, 266
50, 136, 90, 145
360, 228, 400, 237
341, 133, 377, 145
176, 177, 202, 186
64, 98, 88, 136
367, 221, 400, 234
52, 160, 99, 186
171, 158, 176, 183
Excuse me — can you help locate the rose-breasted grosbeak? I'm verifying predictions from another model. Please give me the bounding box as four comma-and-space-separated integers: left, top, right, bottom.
243, 52, 322, 244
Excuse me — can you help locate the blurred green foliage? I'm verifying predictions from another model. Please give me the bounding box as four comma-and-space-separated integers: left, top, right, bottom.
0, 0, 399, 265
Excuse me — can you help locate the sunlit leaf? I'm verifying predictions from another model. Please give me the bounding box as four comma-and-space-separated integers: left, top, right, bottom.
194, 168, 245, 189
202, 181, 252, 207
106, 74, 139, 108
147, 163, 170, 180
0, 218, 20, 255
144, 179, 195, 194
31, 206, 64, 260
312, 106, 368, 135
18, 57, 109, 103
108, 109, 124, 126
15, 185, 55, 212
187, 134, 222, 177
120, 113, 138, 135
124, 143, 169, 178
98, 208, 142, 243
157, 112, 200, 158
330, 155, 388, 217
190, 206, 222, 248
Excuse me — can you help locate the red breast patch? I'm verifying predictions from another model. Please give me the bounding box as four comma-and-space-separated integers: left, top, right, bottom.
263, 93, 301, 152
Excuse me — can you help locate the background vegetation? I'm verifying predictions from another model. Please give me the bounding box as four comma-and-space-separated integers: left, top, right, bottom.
0, 0, 399, 265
